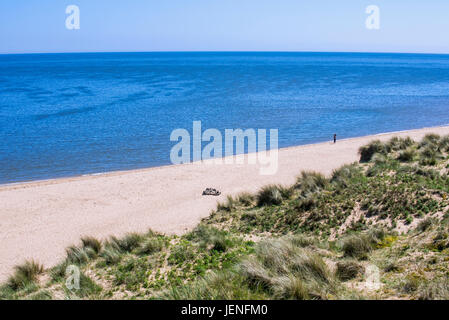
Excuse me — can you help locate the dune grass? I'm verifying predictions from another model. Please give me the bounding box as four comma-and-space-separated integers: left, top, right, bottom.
256, 184, 291, 206
3, 134, 449, 300
162, 237, 342, 300
336, 260, 364, 281
6, 260, 44, 291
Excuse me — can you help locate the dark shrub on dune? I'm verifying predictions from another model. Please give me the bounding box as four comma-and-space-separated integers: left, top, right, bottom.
101, 246, 122, 265
81, 236, 102, 254
341, 229, 387, 260
295, 171, 328, 195
6, 260, 44, 290
98, 233, 144, 265
419, 146, 442, 166
341, 235, 373, 260
371, 153, 387, 165
65, 237, 103, 265
295, 194, 318, 212
136, 237, 165, 255
387, 136, 415, 151
278, 185, 294, 199
330, 163, 361, 188
115, 233, 144, 252
49, 261, 69, 282
257, 185, 291, 206
187, 225, 233, 252
419, 134, 441, 148
438, 135, 449, 152
66, 245, 93, 265
397, 147, 417, 162
336, 260, 364, 281
237, 192, 256, 206
358, 140, 388, 162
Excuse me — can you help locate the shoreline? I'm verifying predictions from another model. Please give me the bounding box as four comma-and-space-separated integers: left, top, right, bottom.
2, 125, 449, 282
2, 123, 449, 190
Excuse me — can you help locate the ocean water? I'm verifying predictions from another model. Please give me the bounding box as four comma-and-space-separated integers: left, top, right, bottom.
1, 52, 449, 184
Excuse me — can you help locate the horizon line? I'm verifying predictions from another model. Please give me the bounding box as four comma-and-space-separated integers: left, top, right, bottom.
1, 50, 449, 56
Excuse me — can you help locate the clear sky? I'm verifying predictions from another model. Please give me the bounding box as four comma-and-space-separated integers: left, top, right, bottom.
1, 0, 448, 54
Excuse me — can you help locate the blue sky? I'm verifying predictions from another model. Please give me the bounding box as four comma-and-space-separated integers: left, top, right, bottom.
1, 0, 448, 54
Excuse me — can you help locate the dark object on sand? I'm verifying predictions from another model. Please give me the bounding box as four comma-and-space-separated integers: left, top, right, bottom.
334, 134, 337, 143
202, 188, 221, 196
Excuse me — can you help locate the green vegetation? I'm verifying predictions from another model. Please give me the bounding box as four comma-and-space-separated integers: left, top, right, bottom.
2, 134, 449, 300
6, 260, 44, 291
336, 260, 364, 281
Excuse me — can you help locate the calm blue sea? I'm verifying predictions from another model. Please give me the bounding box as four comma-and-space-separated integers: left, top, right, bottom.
1, 52, 449, 184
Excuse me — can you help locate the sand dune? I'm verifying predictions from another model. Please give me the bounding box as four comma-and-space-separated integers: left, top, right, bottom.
1, 125, 449, 281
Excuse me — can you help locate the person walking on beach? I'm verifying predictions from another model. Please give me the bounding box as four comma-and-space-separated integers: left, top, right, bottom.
333, 134, 337, 144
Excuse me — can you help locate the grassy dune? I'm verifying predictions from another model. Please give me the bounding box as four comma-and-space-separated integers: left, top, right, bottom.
2, 134, 449, 300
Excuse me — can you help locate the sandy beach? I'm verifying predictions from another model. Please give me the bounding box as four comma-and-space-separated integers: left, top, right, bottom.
1, 125, 449, 282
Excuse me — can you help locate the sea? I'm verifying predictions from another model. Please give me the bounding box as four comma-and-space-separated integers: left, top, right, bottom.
1, 52, 449, 184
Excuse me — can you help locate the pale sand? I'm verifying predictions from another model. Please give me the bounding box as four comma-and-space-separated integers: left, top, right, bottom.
1, 125, 449, 281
